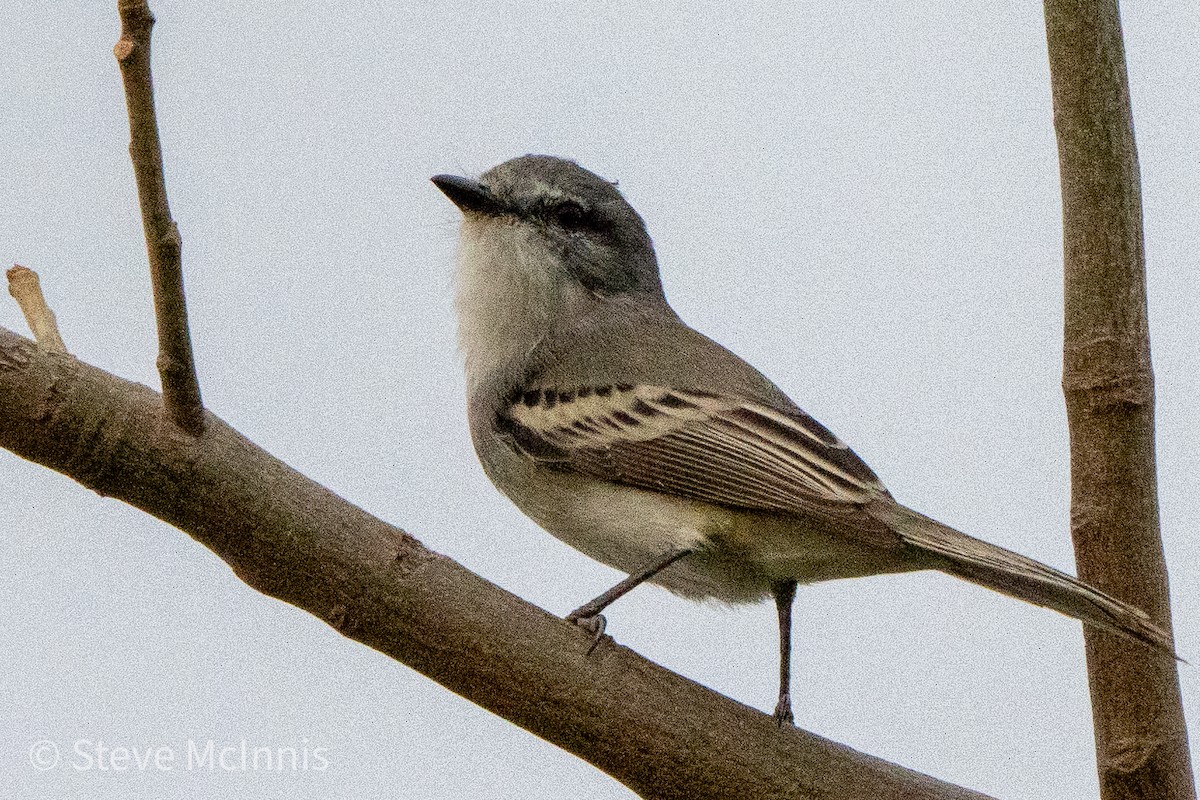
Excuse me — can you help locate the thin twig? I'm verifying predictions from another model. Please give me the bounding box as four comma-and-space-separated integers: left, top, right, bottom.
6, 265, 68, 354
1043, 2, 1196, 799
114, 0, 204, 435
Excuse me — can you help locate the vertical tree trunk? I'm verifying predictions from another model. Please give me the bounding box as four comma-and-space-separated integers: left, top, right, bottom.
1043, 1, 1196, 798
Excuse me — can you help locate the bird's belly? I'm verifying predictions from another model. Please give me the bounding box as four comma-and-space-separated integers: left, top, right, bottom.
506, 467, 766, 601
476, 436, 918, 603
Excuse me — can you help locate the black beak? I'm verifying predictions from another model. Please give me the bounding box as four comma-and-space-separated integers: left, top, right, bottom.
431, 174, 504, 216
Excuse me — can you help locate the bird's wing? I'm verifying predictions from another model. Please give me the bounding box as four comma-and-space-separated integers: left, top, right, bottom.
501, 382, 1180, 656
499, 379, 1182, 658
501, 383, 890, 520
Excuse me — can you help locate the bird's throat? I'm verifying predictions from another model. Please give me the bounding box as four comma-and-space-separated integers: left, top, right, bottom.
454, 217, 585, 396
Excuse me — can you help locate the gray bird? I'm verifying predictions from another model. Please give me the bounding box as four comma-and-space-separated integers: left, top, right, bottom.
432, 154, 1175, 725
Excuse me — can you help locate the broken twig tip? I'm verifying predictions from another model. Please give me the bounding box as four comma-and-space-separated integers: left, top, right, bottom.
6, 265, 68, 354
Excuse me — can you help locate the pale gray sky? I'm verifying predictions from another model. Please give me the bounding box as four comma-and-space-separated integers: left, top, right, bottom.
2, 2, 1197, 798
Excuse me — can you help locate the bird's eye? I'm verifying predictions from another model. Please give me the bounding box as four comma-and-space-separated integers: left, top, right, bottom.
553, 201, 587, 229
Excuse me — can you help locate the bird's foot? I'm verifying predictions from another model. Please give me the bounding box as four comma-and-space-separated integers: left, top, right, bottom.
565, 608, 608, 655
773, 693, 794, 727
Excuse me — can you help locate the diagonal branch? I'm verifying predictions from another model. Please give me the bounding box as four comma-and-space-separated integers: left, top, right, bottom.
0, 325, 993, 800
113, 0, 204, 435
1043, 1, 1196, 799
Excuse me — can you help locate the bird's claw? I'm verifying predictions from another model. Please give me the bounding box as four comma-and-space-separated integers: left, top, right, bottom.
565, 610, 608, 655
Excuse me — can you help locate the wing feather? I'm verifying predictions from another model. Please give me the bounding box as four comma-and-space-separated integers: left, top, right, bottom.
504, 384, 889, 516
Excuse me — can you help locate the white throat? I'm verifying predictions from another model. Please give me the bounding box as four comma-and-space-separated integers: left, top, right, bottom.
454, 217, 587, 395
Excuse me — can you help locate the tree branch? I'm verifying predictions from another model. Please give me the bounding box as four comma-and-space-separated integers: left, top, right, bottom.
1043, 1, 1196, 798
0, 325, 993, 800
113, 0, 204, 435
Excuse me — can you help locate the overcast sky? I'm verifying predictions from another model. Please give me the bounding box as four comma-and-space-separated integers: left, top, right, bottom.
2, 2, 1197, 798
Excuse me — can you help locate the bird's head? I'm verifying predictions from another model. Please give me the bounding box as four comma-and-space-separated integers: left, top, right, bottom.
434, 155, 668, 389
433, 155, 664, 301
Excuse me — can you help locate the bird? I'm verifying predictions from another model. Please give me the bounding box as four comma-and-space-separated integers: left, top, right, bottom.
431, 154, 1176, 725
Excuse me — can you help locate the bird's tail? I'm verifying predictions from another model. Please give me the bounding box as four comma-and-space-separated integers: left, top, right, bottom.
868, 500, 1179, 659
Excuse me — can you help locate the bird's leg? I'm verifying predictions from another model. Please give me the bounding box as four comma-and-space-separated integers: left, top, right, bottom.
772, 579, 798, 726
566, 547, 694, 654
